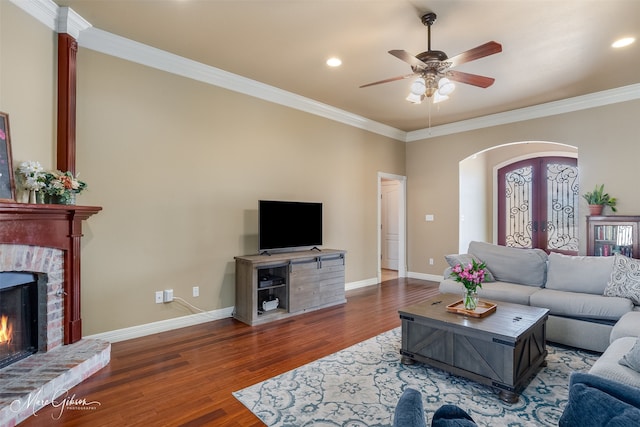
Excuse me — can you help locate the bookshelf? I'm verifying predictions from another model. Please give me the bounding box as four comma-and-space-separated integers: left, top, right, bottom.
586, 216, 640, 259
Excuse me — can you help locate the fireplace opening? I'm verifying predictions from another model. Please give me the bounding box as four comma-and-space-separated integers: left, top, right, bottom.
0, 272, 38, 369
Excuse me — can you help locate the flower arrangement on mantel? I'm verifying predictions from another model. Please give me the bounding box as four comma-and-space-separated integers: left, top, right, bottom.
450, 259, 487, 310
16, 161, 86, 205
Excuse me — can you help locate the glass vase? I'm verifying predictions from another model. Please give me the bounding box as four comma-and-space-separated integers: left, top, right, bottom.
463, 289, 478, 310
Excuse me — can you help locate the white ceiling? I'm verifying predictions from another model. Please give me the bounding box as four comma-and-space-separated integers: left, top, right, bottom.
53, 0, 640, 132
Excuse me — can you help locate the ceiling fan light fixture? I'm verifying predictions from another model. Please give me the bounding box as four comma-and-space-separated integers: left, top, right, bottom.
433, 91, 449, 104
437, 77, 455, 95
406, 93, 425, 104
409, 78, 426, 95
406, 77, 426, 103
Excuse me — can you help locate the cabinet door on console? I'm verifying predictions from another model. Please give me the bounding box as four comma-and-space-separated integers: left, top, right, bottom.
289, 257, 320, 313
317, 254, 346, 306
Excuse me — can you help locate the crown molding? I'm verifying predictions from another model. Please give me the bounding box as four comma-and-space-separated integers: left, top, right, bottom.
406, 83, 640, 142
10, 0, 91, 39
57, 6, 91, 39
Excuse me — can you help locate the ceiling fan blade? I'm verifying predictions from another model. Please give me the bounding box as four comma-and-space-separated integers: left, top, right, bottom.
447, 41, 502, 68
388, 50, 427, 68
447, 70, 495, 88
359, 73, 416, 88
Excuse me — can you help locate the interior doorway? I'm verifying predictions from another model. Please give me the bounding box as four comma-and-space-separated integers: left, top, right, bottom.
378, 173, 407, 283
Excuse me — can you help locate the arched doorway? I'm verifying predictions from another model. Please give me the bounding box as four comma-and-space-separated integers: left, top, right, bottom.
458, 142, 578, 253
497, 156, 579, 253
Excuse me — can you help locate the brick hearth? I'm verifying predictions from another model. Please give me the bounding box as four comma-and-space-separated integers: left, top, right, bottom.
0, 244, 110, 425
0, 339, 110, 426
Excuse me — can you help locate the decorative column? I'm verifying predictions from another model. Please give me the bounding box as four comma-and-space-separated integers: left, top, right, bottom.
57, 33, 77, 174
55, 8, 94, 344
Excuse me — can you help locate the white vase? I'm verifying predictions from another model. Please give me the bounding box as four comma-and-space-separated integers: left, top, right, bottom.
28, 190, 37, 204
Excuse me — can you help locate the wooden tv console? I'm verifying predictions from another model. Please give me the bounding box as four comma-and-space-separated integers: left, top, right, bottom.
234, 249, 346, 325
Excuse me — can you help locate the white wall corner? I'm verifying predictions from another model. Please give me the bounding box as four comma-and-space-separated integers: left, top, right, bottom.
57, 6, 92, 39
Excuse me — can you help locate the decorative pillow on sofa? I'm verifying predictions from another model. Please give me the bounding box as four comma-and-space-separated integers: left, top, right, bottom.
444, 253, 495, 282
468, 241, 548, 287
546, 252, 614, 295
620, 338, 640, 373
604, 254, 640, 304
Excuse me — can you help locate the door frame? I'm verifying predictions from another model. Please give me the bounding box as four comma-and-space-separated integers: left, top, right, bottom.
492, 151, 578, 244
377, 172, 407, 282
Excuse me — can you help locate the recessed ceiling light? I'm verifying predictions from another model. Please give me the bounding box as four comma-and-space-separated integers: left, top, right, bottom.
326, 57, 342, 67
612, 37, 635, 48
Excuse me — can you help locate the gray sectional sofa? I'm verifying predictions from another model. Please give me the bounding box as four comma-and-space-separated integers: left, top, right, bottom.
439, 241, 640, 388
384, 239, 640, 425
440, 241, 636, 352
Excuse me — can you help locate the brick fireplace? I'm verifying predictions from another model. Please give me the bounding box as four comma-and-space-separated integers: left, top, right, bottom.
0, 203, 110, 426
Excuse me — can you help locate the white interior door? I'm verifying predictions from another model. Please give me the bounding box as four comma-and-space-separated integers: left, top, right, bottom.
381, 180, 400, 270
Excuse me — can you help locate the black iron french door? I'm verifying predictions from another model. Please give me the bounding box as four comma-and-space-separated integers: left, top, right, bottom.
498, 157, 578, 254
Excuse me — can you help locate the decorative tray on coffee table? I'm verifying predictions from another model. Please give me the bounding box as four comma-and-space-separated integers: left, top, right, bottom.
446, 300, 497, 318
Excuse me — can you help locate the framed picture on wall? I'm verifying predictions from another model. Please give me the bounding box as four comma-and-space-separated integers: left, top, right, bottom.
0, 112, 16, 202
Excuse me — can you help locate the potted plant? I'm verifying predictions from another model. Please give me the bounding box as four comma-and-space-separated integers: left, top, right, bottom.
582, 184, 617, 216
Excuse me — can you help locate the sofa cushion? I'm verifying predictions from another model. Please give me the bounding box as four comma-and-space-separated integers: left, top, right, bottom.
604, 254, 640, 304
467, 241, 547, 287
529, 288, 633, 321
444, 253, 495, 282
545, 252, 614, 295
590, 337, 640, 388
439, 278, 539, 306
559, 372, 640, 426
611, 312, 640, 343
620, 338, 640, 373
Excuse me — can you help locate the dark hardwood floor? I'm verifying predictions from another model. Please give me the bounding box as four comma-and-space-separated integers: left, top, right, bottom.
21, 277, 440, 426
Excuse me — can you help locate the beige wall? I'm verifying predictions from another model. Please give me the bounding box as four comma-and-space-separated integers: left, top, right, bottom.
407, 100, 640, 276
73, 50, 405, 334
0, 2, 56, 166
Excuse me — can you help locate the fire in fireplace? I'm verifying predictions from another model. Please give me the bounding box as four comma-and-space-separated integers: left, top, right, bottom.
0, 272, 39, 369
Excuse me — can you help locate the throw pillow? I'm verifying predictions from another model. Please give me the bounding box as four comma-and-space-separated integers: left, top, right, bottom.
444, 253, 495, 282
620, 338, 640, 373
604, 254, 640, 304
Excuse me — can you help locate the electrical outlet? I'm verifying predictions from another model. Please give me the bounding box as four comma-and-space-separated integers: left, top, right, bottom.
429, 258, 434, 265
163, 289, 174, 303
193, 286, 199, 297
155, 291, 163, 304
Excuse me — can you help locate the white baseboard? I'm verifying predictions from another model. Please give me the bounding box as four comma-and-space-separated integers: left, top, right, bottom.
85, 275, 441, 343
407, 271, 444, 282
84, 306, 234, 343
345, 277, 379, 291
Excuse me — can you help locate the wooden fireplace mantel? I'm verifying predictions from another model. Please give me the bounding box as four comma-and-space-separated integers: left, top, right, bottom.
0, 203, 101, 344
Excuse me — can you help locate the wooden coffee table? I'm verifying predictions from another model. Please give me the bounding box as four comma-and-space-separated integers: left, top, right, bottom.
399, 293, 549, 403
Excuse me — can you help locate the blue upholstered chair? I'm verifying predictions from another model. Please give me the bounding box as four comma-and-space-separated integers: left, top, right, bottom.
393, 388, 477, 427
560, 372, 640, 426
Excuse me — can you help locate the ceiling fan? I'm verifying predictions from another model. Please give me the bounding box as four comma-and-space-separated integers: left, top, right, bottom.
360, 12, 502, 104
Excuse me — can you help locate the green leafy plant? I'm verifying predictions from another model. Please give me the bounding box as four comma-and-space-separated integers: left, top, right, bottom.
582, 184, 617, 212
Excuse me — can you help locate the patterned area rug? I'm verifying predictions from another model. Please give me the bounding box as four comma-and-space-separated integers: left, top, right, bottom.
233, 328, 599, 427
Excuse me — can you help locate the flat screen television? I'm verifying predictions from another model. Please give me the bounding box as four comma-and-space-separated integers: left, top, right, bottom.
259, 200, 323, 252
